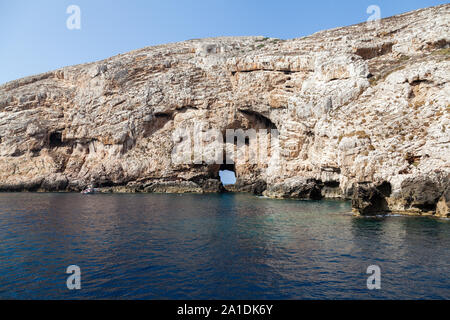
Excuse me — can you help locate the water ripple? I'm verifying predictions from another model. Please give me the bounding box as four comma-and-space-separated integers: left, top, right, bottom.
0, 193, 449, 299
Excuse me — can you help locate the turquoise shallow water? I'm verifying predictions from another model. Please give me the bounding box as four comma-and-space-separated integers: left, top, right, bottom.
0, 192, 449, 299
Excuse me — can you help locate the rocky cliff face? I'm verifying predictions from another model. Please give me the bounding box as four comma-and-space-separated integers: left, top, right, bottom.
0, 5, 449, 217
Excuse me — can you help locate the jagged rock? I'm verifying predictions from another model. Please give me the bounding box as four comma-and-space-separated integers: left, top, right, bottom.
321, 181, 344, 199
0, 5, 449, 216
199, 179, 225, 193
263, 177, 323, 200
436, 187, 450, 217
143, 181, 203, 194
398, 176, 444, 212
352, 182, 391, 215
41, 174, 69, 192
233, 179, 267, 195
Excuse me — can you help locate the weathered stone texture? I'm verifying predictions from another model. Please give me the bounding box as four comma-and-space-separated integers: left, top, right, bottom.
0, 5, 449, 216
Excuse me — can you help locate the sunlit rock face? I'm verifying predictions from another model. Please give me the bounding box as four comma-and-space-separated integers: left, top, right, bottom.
0, 4, 449, 216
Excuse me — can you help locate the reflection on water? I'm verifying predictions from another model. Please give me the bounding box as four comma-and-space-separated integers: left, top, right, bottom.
0, 193, 448, 299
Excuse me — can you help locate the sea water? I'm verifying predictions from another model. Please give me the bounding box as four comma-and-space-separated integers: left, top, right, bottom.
0, 193, 448, 299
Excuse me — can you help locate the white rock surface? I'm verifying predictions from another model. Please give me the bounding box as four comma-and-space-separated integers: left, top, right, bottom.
0, 4, 449, 216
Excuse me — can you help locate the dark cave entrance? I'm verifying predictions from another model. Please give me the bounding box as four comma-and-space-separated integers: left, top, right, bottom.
49, 131, 64, 148
219, 163, 236, 186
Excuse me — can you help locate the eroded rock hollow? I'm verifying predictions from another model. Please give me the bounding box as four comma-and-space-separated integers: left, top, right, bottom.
0, 5, 449, 216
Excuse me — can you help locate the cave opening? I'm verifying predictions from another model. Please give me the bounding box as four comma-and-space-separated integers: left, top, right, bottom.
219, 163, 236, 186
49, 131, 63, 148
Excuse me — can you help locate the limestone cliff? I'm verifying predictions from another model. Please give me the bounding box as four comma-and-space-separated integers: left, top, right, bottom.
0, 5, 449, 216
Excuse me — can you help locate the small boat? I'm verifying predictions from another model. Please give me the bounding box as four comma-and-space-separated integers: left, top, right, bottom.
81, 187, 96, 195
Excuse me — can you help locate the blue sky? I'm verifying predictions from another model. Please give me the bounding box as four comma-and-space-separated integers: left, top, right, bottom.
0, 0, 447, 84
219, 170, 237, 185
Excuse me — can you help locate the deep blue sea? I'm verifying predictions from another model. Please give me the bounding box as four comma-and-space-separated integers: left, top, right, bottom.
0, 193, 449, 299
